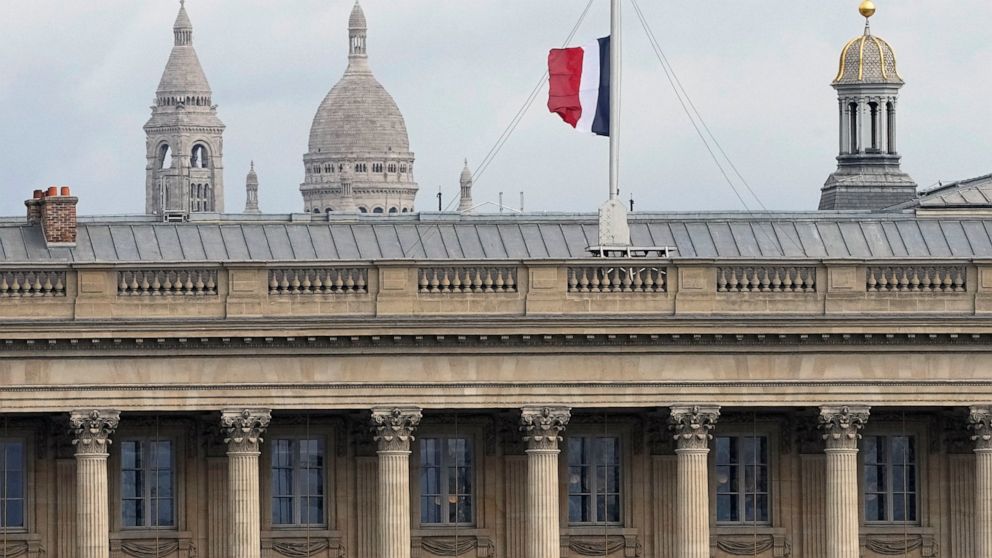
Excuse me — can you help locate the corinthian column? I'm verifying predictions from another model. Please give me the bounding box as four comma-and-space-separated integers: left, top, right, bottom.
819, 406, 869, 558
371, 407, 422, 558
519, 406, 570, 558
669, 406, 719, 558
970, 407, 992, 558
69, 410, 121, 558
221, 409, 271, 558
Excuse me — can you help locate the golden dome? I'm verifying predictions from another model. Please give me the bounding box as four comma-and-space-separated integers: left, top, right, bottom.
834, 31, 902, 85
859, 1, 876, 19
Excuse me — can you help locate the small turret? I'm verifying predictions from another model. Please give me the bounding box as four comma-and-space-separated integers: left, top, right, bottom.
244, 161, 260, 214
458, 160, 474, 214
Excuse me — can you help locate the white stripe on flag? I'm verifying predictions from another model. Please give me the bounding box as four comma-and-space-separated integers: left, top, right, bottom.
575, 40, 600, 134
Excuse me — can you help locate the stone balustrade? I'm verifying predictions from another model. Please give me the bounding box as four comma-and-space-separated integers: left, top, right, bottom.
568, 265, 667, 293
417, 267, 517, 294
866, 265, 966, 292
0, 270, 66, 297
268, 268, 369, 295
717, 266, 816, 293
0, 259, 988, 319
118, 269, 218, 296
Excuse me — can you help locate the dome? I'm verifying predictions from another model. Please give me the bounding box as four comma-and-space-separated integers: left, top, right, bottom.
307, 71, 410, 155
834, 32, 902, 85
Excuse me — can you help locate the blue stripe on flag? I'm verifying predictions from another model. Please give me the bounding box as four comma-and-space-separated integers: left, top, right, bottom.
591, 36, 610, 137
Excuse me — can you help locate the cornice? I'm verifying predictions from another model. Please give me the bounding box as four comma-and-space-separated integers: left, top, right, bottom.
3, 331, 992, 357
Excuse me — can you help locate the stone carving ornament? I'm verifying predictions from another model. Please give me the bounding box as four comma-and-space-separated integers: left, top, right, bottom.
818, 406, 870, 450
668, 406, 720, 450
970, 406, 992, 450
519, 406, 570, 451
370, 407, 422, 452
220, 409, 271, 453
69, 409, 120, 455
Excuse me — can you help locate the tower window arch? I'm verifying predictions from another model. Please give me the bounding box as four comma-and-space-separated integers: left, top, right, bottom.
358, 207, 368, 213
372, 207, 384, 214
389, 207, 398, 214
868, 102, 879, 152
158, 144, 173, 170
191, 144, 209, 169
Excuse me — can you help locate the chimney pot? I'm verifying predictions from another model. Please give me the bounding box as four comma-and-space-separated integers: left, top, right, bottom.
47, 186, 58, 197
60, 186, 70, 196
33, 190, 43, 199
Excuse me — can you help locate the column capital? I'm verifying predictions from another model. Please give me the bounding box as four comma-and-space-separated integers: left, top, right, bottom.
819, 405, 870, 450
969, 406, 992, 451
220, 408, 271, 453
669, 405, 720, 451
371, 407, 422, 452
520, 406, 570, 451
69, 409, 120, 456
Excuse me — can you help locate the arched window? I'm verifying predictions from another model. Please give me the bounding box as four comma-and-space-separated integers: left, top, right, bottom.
326, 208, 333, 214
158, 144, 173, 170
869, 102, 879, 151
399, 164, 407, 173
388, 164, 397, 173
848, 102, 859, 153
358, 207, 368, 213
191, 144, 209, 169
389, 207, 398, 214
372, 207, 384, 214
401, 208, 409, 213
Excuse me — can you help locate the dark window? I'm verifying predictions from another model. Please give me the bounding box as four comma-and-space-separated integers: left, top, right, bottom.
121, 440, 174, 528
715, 436, 769, 524
568, 436, 620, 524
863, 435, 917, 523
0, 440, 25, 529
419, 438, 473, 525
373, 207, 384, 214
271, 439, 325, 526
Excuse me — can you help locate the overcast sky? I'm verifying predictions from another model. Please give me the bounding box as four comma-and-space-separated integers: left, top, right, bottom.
1, 1, 990, 217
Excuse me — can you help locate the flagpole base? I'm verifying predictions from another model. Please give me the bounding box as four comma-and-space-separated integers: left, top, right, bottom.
597, 198, 631, 247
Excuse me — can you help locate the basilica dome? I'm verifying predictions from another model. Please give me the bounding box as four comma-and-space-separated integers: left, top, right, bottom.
307, 70, 410, 155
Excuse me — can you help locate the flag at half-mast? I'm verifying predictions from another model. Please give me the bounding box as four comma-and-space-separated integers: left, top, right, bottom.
547, 36, 611, 136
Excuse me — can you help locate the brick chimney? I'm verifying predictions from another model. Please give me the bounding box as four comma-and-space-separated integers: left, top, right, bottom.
26, 186, 78, 246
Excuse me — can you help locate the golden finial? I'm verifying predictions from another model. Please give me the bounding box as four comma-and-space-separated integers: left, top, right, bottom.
859, 1, 876, 19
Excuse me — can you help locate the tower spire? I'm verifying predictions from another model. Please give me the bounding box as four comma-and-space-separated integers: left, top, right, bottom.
174, 0, 193, 46
244, 162, 260, 214
349, 1, 368, 58
458, 159, 474, 214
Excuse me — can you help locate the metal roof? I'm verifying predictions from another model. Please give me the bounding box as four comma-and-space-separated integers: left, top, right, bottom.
3, 212, 992, 263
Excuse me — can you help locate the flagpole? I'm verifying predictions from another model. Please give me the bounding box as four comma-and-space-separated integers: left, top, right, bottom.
595, 0, 630, 250
609, 0, 621, 202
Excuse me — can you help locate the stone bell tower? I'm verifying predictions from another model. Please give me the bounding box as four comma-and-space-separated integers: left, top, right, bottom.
145, 0, 225, 219
819, 1, 916, 211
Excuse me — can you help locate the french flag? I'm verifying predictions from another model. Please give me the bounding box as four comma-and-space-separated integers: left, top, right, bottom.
547, 36, 610, 136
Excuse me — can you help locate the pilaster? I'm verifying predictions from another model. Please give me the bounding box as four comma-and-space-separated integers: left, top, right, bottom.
669, 406, 719, 558
819, 406, 869, 558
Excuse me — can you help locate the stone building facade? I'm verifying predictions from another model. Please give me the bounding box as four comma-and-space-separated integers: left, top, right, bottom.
4, 3, 992, 558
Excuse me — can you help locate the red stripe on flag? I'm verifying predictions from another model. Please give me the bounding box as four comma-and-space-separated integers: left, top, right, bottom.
547, 47, 584, 128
